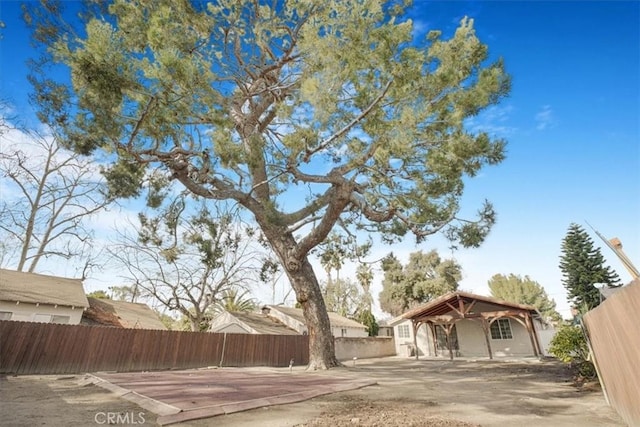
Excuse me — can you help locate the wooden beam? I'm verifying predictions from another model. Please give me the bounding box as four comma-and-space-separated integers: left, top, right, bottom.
463, 300, 477, 315
481, 310, 528, 320
481, 318, 493, 360
444, 324, 455, 360
431, 322, 439, 357
415, 314, 459, 323
524, 314, 541, 357
412, 320, 420, 360
446, 302, 464, 316
428, 322, 437, 357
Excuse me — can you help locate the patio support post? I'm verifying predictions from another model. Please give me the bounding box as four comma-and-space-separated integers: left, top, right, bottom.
444, 324, 454, 361
412, 320, 420, 360
524, 314, 540, 357
433, 324, 440, 357
428, 322, 438, 357
481, 318, 493, 360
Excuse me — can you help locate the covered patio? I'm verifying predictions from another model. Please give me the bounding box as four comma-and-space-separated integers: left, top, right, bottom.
401, 291, 544, 360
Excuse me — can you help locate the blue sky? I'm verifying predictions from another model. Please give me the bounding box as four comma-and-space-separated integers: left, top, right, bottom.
1, 1, 638, 319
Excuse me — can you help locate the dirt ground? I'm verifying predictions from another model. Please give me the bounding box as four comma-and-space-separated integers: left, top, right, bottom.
0, 357, 625, 427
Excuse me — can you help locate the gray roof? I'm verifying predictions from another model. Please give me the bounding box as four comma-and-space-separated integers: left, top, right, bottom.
0, 268, 89, 308
83, 297, 167, 330
269, 305, 366, 329
230, 312, 299, 335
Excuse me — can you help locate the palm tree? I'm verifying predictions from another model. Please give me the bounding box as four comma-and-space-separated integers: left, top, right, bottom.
216, 288, 257, 313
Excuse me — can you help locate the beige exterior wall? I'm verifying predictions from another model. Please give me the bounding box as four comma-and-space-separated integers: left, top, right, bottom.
456, 318, 535, 357
535, 325, 556, 356
332, 326, 368, 338
0, 301, 83, 325
267, 308, 367, 337
335, 336, 395, 360
393, 320, 432, 357
455, 319, 486, 356
393, 315, 542, 358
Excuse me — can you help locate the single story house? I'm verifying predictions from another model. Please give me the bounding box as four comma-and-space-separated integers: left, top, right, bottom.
209, 310, 300, 335
261, 305, 368, 337
81, 297, 167, 330
391, 291, 550, 359
377, 318, 394, 337
0, 268, 89, 325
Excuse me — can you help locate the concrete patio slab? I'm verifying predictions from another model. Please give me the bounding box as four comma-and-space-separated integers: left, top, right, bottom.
90, 368, 376, 426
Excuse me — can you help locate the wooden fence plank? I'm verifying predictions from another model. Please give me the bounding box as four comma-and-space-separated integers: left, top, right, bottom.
583, 283, 640, 427
0, 320, 309, 374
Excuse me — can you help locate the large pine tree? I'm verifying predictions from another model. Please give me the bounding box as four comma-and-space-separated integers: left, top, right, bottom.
559, 223, 620, 309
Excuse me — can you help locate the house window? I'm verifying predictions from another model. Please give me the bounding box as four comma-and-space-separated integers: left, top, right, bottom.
490, 318, 513, 340
341, 328, 347, 337
33, 314, 52, 323
435, 325, 459, 350
0, 311, 12, 320
397, 324, 410, 338
51, 315, 70, 324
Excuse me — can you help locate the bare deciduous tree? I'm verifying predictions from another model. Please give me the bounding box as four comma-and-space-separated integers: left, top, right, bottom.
0, 121, 110, 273
109, 197, 262, 332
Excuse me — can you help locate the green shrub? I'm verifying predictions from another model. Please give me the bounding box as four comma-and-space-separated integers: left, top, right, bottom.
549, 324, 596, 379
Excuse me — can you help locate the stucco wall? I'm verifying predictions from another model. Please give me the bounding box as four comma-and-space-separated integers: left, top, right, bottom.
394, 317, 541, 358
334, 336, 395, 360
457, 318, 536, 357
332, 326, 368, 338
0, 301, 83, 325
393, 320, 432, 357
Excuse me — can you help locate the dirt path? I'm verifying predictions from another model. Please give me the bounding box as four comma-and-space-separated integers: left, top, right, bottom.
0, 357, 625, 427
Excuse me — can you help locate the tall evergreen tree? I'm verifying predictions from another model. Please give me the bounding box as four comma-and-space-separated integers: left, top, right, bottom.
559, 223, 620, 309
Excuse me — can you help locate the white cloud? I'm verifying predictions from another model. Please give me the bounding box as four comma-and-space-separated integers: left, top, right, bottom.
535, 105, 555, 130
465, 104, 517, 137
411, 19, 429, 40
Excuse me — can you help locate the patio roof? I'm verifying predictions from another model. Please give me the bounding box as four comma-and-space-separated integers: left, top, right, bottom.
401, 291, 540, 322
399, 291, 543, 360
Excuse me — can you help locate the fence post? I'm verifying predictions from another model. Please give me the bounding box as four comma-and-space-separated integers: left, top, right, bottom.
219, 333, 227, 367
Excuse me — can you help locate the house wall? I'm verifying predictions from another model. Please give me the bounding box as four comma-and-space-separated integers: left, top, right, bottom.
266, 308, 367, 337
334, 337, 395, 360
378, 326, 394, 337
332, 326, 368, 338
393, 320, 431, 357
456, 318, 537, 357
535, 324, 556, 356
454, 320, 485, 356
0, 301, 83, 325
394, 316, 541, 358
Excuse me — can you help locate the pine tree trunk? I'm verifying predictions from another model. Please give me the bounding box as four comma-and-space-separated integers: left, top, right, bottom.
285, 257, 341, 369
261, 226, 341, 369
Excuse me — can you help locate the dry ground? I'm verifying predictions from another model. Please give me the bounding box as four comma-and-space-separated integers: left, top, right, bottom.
0, 357, 625, 427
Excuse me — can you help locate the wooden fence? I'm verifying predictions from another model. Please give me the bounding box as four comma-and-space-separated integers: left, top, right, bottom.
583, 282, 640, 427
0, 320, 309, 375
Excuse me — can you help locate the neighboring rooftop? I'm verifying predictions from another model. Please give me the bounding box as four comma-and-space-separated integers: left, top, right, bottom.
82, 297, 167, 330
0, 268, 89, 308
228, 311, 299, 335
267, 305, 366, 329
